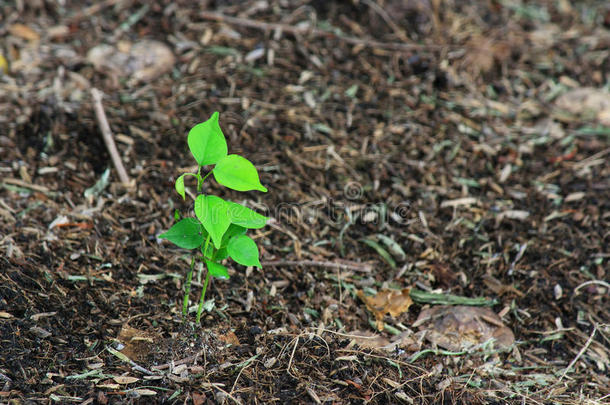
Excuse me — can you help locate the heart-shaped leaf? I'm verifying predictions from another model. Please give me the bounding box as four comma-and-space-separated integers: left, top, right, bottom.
227, 201, 268, 229
159, 218, 204, 249
213, 154, 267, 192
205, 260, 229, 279
227, 234, 262, 268
194, 195, 231, 249
187, 112, 228, 166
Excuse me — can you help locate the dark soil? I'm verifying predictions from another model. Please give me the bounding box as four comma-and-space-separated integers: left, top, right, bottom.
1, 1, 609, 404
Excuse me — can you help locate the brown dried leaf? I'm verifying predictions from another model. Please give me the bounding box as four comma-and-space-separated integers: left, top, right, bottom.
555, 88, 610, 125
348, 329, 418, 352
113, 376, 139, 384
9, 24, 40, 41
415, 305, 514, 351
482, 274, 524, 297
192, 392, 206, 405
117, 324, 161, 362
463, 35, 511, 77
217, 330, 240, 346
357, 288, 413, 331
87, 40, 175, 84
347, 330, 391, 349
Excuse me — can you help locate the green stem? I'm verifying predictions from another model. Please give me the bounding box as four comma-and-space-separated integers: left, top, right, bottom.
197, 166, 202, 191
195, 234, 212, 324
182, 256, 195, 318
201, 234, 211, 260
201, 170, 212, 184
196, 167, 213, 192
196, 271, 211, 324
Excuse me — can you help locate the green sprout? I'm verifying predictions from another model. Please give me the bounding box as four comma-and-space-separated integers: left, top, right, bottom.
159, 112, 268, 323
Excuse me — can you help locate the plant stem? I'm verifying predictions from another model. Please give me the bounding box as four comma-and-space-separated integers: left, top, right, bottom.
201, 170, 212, 184
196, 270, 211, 324
182, 256, 195, 318
196, 168, 213, 193
202, 234, 211, 260
195, 234, 212, 324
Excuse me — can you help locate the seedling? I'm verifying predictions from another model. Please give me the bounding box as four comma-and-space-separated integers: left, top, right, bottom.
159, 112, 268, 323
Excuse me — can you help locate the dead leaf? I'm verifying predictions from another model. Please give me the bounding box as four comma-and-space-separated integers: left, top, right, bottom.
415, 305, 514, 351
87, 40, 175, 84
97, 382, 120, 389
9, 24, 40, 41
117, 324, 161, 362
482, 275, 524, 297
528, 25, 560, 48
496, 209, 530, 226
463, 35, 511, 77
132, 389, 156, 396
357, 288, 413, 331
113, 376, 139, 384
555, 88, 610, 125
347, 330, 391, 349
29, 326, 51, 338
348, 329, 419, 352
217, 330, 240, 346
192, 392, 206, 405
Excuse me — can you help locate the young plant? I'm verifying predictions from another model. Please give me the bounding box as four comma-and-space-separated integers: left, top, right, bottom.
159, 112, 268, 323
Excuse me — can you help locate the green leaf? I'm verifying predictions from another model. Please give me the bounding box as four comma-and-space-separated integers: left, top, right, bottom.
227, 235, 262, 268
376, 234, 406, 260
227, 201, 268, 229
194, 195, 231, 249
215, 247, 229, 261
213, 154, 268, 192
175, 174, 186, 200
205, 260, 229, 279
187, 112, 228, 166
216, 225, 247, 261
221, 224, 248, 245
360, 238, 396, 268
175, 173, 202, 200
159, 218, 204, 249
201, 240, 214, 258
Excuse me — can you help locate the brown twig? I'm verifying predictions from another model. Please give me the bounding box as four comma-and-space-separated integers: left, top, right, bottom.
151, 349, 204, 371
261, 260, 372, 273
361, 0, 409, 42
199, 11, 448, 52
557, 327, 596, 383
91, 88, 131, 185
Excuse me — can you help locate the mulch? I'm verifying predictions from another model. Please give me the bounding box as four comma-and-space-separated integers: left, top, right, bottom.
1, 1, 608, 404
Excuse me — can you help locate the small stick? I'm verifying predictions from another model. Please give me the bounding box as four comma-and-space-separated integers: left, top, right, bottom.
199, 11, 448, 52
557, 327, 596, 384
286, 336, 299, 378
151, 350, 204, 371
361, 0, 409, 42
91, 88, 131, 185
574, 280, 610, 294
261, 260, 372, 273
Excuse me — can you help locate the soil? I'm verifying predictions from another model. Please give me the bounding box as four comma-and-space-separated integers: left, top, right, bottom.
1, 1, 609, 404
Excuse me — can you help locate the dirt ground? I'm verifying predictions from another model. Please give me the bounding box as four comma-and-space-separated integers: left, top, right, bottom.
1, 1, 609, 404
